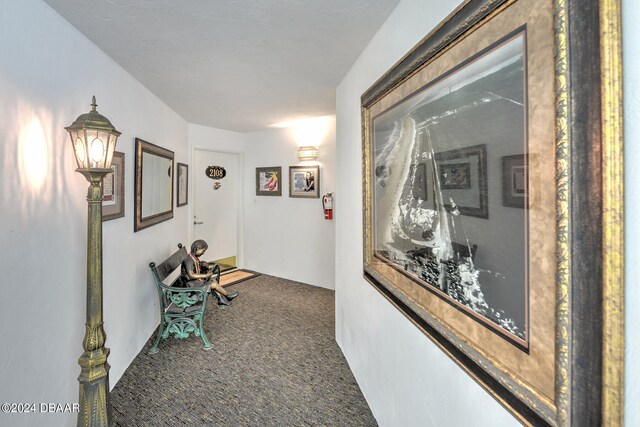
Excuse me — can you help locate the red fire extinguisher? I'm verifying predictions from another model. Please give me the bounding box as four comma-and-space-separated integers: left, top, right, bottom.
323, 193, 334, 220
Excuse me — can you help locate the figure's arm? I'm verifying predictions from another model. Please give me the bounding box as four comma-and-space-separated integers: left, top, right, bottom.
186, 270, 213, 280
183, 258, 213, 280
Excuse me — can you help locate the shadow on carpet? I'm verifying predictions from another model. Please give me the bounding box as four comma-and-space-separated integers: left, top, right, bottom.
111, 274, 377, 426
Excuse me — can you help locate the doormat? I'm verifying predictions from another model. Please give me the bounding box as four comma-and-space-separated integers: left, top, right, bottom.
220, 270, 260, 287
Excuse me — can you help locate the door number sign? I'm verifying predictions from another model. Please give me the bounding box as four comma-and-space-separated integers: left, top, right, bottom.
205, 165, 226, 180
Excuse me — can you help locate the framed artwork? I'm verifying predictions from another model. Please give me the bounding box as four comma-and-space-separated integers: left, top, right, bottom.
289, 165, 320, 198
434, 145, 487, 218
255, 167, 282, 196
360, 0, 624, 425
102, 151, 124, 221
177, 163, 189, 207
439, 162, 471, 189
502, 154, 526, 208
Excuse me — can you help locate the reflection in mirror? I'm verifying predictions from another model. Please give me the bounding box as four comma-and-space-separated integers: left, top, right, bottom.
372, 31, 529, 349
141, 152, 172, 217
135, 138, 174, 232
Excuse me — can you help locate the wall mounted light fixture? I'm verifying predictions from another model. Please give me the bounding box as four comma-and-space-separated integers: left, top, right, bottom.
296, 145, 319, 162
66, 96, 121, 427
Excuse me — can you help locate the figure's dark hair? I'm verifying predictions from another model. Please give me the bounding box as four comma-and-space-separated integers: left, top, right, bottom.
191, 239, 208, 253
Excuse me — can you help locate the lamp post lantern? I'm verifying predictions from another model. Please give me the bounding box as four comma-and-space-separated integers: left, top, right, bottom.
66, 96, 121, 427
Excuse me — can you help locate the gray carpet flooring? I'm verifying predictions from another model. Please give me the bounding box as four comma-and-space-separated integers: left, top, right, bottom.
111, 274, 377, 426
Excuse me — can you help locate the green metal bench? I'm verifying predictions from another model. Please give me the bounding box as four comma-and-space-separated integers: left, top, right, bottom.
148, 243, 216, 353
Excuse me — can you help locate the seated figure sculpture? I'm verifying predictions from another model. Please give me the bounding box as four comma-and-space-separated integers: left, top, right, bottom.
181, 239, 239, 306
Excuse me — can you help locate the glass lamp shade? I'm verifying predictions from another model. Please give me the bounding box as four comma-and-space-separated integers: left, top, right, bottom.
296, 146, 319, 161
66, 96, 121, 170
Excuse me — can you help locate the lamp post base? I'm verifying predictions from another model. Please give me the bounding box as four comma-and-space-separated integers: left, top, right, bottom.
77, 383, 111, 426
78, 347, 111, 426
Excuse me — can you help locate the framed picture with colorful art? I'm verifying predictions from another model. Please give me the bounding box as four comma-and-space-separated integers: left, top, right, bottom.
360, 0, 623, 425
102, 151, 124, 221
256, 167, 282, 196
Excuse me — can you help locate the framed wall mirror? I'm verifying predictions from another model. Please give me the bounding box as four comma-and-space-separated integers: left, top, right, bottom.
134, 137, 174, 232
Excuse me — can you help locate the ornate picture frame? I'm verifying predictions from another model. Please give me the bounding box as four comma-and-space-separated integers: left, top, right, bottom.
177, 162, 189, 207
289, 165, 320, 198
102, 151, 124, 221
360, 0, 623, 425
255, 166, 282, 196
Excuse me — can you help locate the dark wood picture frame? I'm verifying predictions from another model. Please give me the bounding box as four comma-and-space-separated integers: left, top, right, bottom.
255, 167, 282, 196
177, 162, 189, 207
435, 144, 488, 218
360, 0, 624, 425
102, 151, 124, 221
134, 138, 174, 232
289, 165, 320, 198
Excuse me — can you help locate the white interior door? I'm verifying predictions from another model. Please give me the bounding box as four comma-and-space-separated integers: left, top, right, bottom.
193, 149, 240, 270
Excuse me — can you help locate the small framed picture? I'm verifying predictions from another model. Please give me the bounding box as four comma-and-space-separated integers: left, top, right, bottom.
177, 163, 189, 207
102, 151, 124, 221
502, 154, 527, 208
438, 162, 471, 189
256, 167, 282, 196
289, 165, 320, 198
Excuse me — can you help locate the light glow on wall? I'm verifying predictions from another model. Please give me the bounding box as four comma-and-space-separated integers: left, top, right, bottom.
272, 115, 335, 148
19, 116, 49, 193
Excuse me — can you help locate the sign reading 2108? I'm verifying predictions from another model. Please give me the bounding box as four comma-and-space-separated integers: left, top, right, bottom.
205, 165, 226, 180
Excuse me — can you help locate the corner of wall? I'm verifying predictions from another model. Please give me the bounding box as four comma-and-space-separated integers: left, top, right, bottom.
242, 123, 336, 289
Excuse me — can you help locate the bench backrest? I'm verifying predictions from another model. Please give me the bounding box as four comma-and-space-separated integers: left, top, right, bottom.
150, 244, 188, 285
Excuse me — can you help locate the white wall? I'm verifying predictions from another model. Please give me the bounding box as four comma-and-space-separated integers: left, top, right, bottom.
335, 0, 521, 425
189, 123, 247, 153
243, 124, 336, 289
623, 0, 640, 425
0, 1, 189, 426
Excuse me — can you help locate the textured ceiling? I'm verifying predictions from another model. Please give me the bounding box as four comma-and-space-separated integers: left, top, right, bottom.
43, 0, 401, 132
